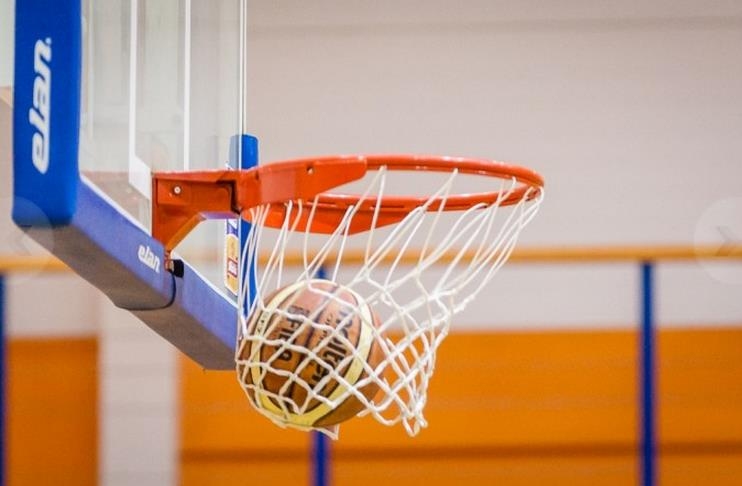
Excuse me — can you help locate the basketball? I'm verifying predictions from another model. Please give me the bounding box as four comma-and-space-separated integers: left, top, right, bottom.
237, 279, 383, 427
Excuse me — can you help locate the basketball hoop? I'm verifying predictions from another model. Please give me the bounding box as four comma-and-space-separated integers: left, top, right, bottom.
152, 154, 544, 437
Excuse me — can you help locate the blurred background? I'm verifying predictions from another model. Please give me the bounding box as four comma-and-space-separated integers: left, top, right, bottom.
1, 1, 742, 485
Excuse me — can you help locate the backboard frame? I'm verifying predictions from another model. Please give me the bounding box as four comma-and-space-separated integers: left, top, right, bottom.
12, 0, 236, 369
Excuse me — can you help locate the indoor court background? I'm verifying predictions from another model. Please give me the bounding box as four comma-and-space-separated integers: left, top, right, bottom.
1, 1, 742, 485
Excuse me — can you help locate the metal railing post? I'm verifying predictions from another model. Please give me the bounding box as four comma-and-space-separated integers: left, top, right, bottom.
640, 262, 657, 486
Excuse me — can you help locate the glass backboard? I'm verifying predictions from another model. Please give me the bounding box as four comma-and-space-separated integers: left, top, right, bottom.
79, 0, 241, 249
12, 0, 244, 368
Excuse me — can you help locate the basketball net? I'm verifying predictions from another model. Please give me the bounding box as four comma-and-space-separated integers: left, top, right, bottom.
235, 165, 544, 438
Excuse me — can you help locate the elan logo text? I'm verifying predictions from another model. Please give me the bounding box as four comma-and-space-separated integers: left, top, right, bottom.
137, 245, 161, 273
29, 37, 52, 174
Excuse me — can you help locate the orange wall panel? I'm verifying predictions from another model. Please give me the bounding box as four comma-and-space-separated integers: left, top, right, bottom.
339, 330, 638, 448
180, 357, 309, 452
180, 357, 311, 485
659, 327, 742, 444
660, 453, 742, 485
333, 455, 635, 486
7, 338, 98, 486
180, 326, 742, 486
182, 458, 309, 486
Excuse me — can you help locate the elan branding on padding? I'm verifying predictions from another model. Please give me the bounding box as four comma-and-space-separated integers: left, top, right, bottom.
137, 244, 161, 273
29, 38, 52, 174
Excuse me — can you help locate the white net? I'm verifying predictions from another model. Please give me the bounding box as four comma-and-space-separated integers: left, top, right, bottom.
235, 165, 544, 438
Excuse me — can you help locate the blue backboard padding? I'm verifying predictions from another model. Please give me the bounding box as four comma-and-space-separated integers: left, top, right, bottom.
168, 261, 238, 361
24, 180, 236, 369
228, 133, 259, 169
12, 0, 81, 226
70, 181, 173, 308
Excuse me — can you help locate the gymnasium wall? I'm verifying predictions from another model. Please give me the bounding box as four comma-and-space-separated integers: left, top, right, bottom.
243, 0, 742, 330
2, 276, 177, 486
6, 338, 97, 486
1, 1, 741, 486
180, 327, 742, 486
246, 0, 742, 246
3, 322, 741, 485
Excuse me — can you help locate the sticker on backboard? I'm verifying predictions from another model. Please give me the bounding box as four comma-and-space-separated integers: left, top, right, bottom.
224, 219, 240, 296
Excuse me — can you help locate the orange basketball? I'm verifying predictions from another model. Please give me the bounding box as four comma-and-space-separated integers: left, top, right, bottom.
237, 279, 383, 427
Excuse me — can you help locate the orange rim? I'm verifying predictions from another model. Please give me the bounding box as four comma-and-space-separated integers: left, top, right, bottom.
309, 154, 543, 211
152, 154, 544, 251
243, 154, 544, 236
